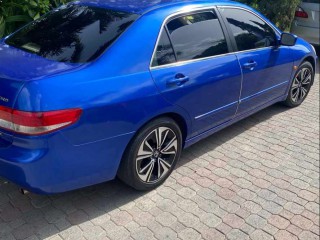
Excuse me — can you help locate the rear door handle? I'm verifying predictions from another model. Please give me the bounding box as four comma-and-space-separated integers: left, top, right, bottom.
167, 74, 190, 87
243, 61, 258, 70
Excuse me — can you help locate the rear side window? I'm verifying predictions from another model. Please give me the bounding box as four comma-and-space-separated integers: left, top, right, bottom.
221, 8, 277, 51
166, 11, 229, 61
5, 5, 138, 63
152, 29, 176, 67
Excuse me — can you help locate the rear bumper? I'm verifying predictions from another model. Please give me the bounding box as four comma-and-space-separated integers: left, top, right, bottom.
291, 23, 320, 46
0, 131, 134, 194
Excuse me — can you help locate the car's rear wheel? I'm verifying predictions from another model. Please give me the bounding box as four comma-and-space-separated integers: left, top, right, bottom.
118, 117, 182, 191
283, 61, 314, 107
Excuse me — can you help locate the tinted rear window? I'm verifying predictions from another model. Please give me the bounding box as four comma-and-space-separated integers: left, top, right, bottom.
5, 5, 138, 63
152, 29, 176, 67
166, 12, 229, 61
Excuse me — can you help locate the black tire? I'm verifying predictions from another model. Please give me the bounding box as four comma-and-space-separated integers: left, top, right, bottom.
283, 61, 314, 107
117, 117, 182, 191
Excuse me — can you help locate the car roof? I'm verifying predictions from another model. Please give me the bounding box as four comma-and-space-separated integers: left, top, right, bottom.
75, 0, 239, 14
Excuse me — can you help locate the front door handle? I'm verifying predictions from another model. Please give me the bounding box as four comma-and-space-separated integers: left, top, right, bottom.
243, 61, 258, 70
167, 74, 190, 87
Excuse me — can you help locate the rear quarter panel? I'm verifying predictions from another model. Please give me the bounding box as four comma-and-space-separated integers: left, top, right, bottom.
13, 13, 192, 146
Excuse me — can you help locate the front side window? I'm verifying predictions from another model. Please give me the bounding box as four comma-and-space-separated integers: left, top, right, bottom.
5, 5, 138, 63
166, 11, 229, 62
221, 8, 277, 51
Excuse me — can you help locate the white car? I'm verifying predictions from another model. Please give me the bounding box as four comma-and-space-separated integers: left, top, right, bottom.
291, 0, 320, 46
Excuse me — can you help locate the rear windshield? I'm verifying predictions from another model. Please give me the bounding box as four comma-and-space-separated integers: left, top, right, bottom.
5, 5, 138, 63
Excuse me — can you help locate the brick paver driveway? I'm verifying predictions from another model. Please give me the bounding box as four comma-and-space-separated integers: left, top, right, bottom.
1, 71, 319, 240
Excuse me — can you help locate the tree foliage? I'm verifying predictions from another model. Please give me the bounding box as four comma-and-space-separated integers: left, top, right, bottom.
0, 0, 70, 38
258, 0, 301, 30
236, 0, 301, 30
0, 0, 301, 38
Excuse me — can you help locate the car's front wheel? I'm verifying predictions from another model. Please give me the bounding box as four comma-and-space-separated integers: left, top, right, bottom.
283, 61, 314, 107
118, 117, 182, 191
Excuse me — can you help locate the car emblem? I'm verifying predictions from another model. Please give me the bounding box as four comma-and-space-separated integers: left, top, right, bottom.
0, 96, 9, 102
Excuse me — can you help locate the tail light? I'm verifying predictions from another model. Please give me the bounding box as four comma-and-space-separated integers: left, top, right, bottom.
295, 7, 308, 18
0, 107, 82, 135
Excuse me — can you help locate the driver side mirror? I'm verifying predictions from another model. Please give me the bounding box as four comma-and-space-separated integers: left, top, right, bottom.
280, 33, 297, 46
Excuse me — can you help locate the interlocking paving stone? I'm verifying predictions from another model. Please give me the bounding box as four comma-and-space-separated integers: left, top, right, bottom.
131, 227, 153, 240
309, 225, 320, 236
227, 229, 249, 240
178, 228, 201, 240
287, 224, 303, 236
0, 72, 319, 239
250, 229, 273, 240
243, 200, 262, 214
201, 227, 226, 240
58, 226, 84, 240
284, 201, 305, 215
267, 215, 290, 229
154, 226, 177, 240
291, 215, 313, 230
299, 230, 320, 240
275, 230, 298, 240
263, 223, 279, 235
199, 212, 222, 228
305, 201, 320, 214
223, 213, 245, 229
246, 214, 268, 229
240, 223, 255, 235
177, 212, 200, 228
155, 212, 178, 228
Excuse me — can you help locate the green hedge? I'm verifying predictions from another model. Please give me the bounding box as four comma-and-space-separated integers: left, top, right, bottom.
0, 0, 300, 38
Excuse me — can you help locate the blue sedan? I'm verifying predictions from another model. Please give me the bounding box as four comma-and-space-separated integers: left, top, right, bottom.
0, 0, 317, 193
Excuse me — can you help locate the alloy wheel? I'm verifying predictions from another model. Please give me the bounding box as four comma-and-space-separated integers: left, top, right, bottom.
136, 127, 178, 183
291, 67, 312, 103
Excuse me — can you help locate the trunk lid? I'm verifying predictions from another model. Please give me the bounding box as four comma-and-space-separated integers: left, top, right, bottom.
0, 40, 84, 147
298, 1, 320, 28
0, 39, 84, 82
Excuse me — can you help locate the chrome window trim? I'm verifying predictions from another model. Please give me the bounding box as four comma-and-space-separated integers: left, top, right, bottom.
149, 6, 227, 69
149, 5, 281, 70
151, 51, 235, 70
151, 46, 275, 70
